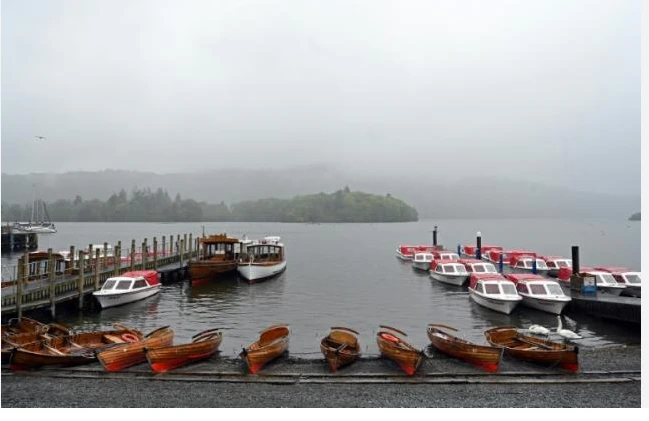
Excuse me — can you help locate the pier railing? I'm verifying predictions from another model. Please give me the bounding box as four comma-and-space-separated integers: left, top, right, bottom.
1, 233, 200, 317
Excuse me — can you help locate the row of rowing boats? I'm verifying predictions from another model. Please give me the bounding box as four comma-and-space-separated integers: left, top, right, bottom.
2, 318, 579, 375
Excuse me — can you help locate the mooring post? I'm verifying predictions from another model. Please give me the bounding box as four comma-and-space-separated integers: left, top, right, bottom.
69, 245, 75, 274
48, 248, 56, 318
571, 246, 580, 274
457, 243, 461, 256
17, 251, 29, 318
180, 238, 185, 268
153, 237, 158, 270
176, 234, 180, 256
88, 244, 93, 273
130, 240, 136, 271
432, 226, 438, 247
115, 243, 122, 276
94, 248, 101, 290
103, 242, 109, 268
142, 239, 148, 269
532, 253, 537, 274
499, 252, 504, 273
476, 231, 482, 260
162, 236, 166, 258
77, 251, 85, 309
188, 233, 193, 260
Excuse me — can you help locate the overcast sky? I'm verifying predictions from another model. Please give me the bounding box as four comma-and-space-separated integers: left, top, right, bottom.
0, 0, 641, 196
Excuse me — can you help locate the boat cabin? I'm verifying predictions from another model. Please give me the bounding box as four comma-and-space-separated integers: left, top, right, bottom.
98, 270, 160, 293
540, 256, 572, 271
198, 233, 243, 261
412, 253, 434, 263
483, 249, 510, 263
459, 258, 498, 274
242, 237, 285, 262
431, 260, 468, 275
469, 273, 518, 296
433, 250, 460, 261
509, 255, 549, 271
505, 274, 566, 296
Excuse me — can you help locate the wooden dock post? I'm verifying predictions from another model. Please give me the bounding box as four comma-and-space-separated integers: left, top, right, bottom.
162, 236, 166, 258
142, 240, 148, 269
176, 235, 180, 256
180, 238, 185, 268
69, 245, 75, 274
94, 248, 101, 291
115, 243, 122, 276
188, 233, 193, 261
130, 240, 136, 271
153, 238, 158, 269
48, 248, 56, 318
103, 242, 109, 268
77, 251, 85, 309
17, 251, 29, 318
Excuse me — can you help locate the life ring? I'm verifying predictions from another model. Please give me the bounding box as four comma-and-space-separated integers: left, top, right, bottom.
121, 333, 139, 343
380, 332, 399, 343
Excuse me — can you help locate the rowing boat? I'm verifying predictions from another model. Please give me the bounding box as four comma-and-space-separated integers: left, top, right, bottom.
320, 326, 361, 372
376, 325, 423, 376
240, 324, 289, 374
145, 328, 222, 373
426, 323, 503, 372
97, 325, 174, 372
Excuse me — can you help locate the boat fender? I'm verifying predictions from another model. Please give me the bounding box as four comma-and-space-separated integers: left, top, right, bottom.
380, 333, 399, 343
121, 333, 139, 343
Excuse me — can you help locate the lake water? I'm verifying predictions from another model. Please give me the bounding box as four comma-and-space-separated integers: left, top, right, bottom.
1, 219, 642, 357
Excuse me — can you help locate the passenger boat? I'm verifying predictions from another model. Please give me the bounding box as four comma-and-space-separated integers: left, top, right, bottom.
467, 273, 522, 315
237, 236, 287, 283
97, 326, 174, 372
92, 270, 161, 309
240, 324, 290, 374
458, 258, 499, 275
189, 233, 243, 285
376, 325, 423, 376
505, 274, 571, 315
320, 326, 361, 372
426, 324, 503, 372
594, 267, 641, 298
508, 254, 550, 275
539, 255, 572, 278
411, 252, 434, 271
145, 328, 222, 373
9, 325, 144, 371
395, 245, 417, 261
429, 259, 470, 286
484, 326, 579, 372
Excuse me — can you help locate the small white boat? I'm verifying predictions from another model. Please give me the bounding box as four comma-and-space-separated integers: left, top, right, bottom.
467, 273, 522, 315
506, 274, 571, 315
594, 267, 641, 298
432, 250, 460, 261
539, 255, 572, 278
412, 252, 434, 271
396, 245, 417, 261
509, 255, 549, 275
429, 260, 469, 286
459, 258, 499, 275
582, 270, 627, 296
92, 270, 161, 309
238, 236, 287, 283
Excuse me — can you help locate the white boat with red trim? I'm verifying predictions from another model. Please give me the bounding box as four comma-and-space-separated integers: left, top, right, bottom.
429, 260, 470, 286
238, 236, 287, 284
92, 270, 161, 309
505, 273, 571, 315
467, 273, 522, 315
412, 252, 434, 271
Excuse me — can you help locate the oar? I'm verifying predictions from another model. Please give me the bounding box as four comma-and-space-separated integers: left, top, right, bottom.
144, 325, 170, 338
192, 328, 221, 339
427, 323, 458, 332
379, 325, 408, 337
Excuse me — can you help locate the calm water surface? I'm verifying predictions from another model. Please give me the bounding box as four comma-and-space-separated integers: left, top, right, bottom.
1, 219, 642, 357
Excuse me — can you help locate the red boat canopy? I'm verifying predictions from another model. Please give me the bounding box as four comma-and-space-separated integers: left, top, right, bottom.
539, 255, 565, 262
458, 258, 482, 265
593, 266, 629, 274
505, 273, 546, 284
121, 270, 160, 286
398, 245, 417, 255
469, 273, 506, 288
556, 266, 595, 281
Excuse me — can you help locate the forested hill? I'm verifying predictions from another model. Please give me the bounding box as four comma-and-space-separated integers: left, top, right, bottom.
0, 187, 418, 223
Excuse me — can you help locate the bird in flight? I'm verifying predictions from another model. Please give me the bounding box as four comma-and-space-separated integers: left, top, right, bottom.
35, 136, 46, 140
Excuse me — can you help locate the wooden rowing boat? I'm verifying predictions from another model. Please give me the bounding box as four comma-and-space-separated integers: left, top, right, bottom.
2, 323, 71, 364
376, 325, 423, 376
240, 324, 289, 374
9, 325, 144, 371
426, 323, 503, 373
145, 328, 222, 373
320, 326, 361, 372
97, 325, 174, 372
484, 326, 579, 372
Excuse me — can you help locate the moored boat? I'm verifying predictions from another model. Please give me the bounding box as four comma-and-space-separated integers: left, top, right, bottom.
189, 233, 243, 285
237, 236, 287, 283
411, 252, 434, 271
432, 250, 460, 261
467, 273, 522, 315
92, 270, 161, 309
240, 324, 290, 374
97, 326, 174, 372
2, 320, 71, 363
508, 254, 549, 275
594, 267, 641, 298
458, 258, 499, 275
145, 328, 222, 373
376, 325, 423, 376
395, 245, 417, 261
429, 259, 470, 286
539, 255, 572, 278
426, 324, 503, 372
484, 326, 579, 372
505, 273, 571, 315
9, 325, 144, 371
320, 326, 361, 372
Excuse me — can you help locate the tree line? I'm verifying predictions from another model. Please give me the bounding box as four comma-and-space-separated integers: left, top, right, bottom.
1, 187, 418, 223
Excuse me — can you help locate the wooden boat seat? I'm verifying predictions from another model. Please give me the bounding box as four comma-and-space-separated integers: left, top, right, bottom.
329, 331, 358, 347
103, 334, 126, 344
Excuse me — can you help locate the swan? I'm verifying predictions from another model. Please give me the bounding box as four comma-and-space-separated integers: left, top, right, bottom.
527, 324, 550, 336
556, 316, 582, 340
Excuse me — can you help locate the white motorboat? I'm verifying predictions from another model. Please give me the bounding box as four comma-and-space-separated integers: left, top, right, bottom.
506, 274, 571, 315
92, 270, 161, 309
429, 260, 470, 286
412, 252, 434, 271
238, 236, 287, 283
467, 273, 522, 315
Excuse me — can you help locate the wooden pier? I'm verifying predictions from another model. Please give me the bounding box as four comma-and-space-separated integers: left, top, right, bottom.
1, 233, 200, 318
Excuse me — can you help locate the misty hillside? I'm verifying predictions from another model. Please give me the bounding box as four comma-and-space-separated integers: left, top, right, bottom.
0, 166, 639, 219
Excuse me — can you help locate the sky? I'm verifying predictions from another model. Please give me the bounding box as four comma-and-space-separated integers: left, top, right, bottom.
0, 0, 642, 196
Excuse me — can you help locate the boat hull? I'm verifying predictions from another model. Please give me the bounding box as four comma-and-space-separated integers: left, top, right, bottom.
97, 326, 174, 372
395, 251, 413, 261
376, 326, 423, 376
320, 327, 361, 372
240, 325, 290, 374
145, 331, 222, 373
468, 289, 521, 314
484, 326, 579, 372
238, 260, 287, 284
427, 324, 503, 373
412, 261, 430, 271
430, 271, 469, 286
519, 294, 570, 315
93, 285, 161, 309
188, 260, 238, 285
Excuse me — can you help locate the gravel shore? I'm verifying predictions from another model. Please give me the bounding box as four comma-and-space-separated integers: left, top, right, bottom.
1, 345, 642, 408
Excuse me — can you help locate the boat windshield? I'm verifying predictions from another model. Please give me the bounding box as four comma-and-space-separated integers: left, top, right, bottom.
115, 280, 132, 290
557, 260, 571, 268
473, 264, 497, 273
624, 274, 641, 284
545, 283, 564, 295
448, 264, 467, 274
596, 273, 616, 286
102, 280, 117, 290
484, 283, 500, 294
500, 283, 517, 295
528, 284, 547, 295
